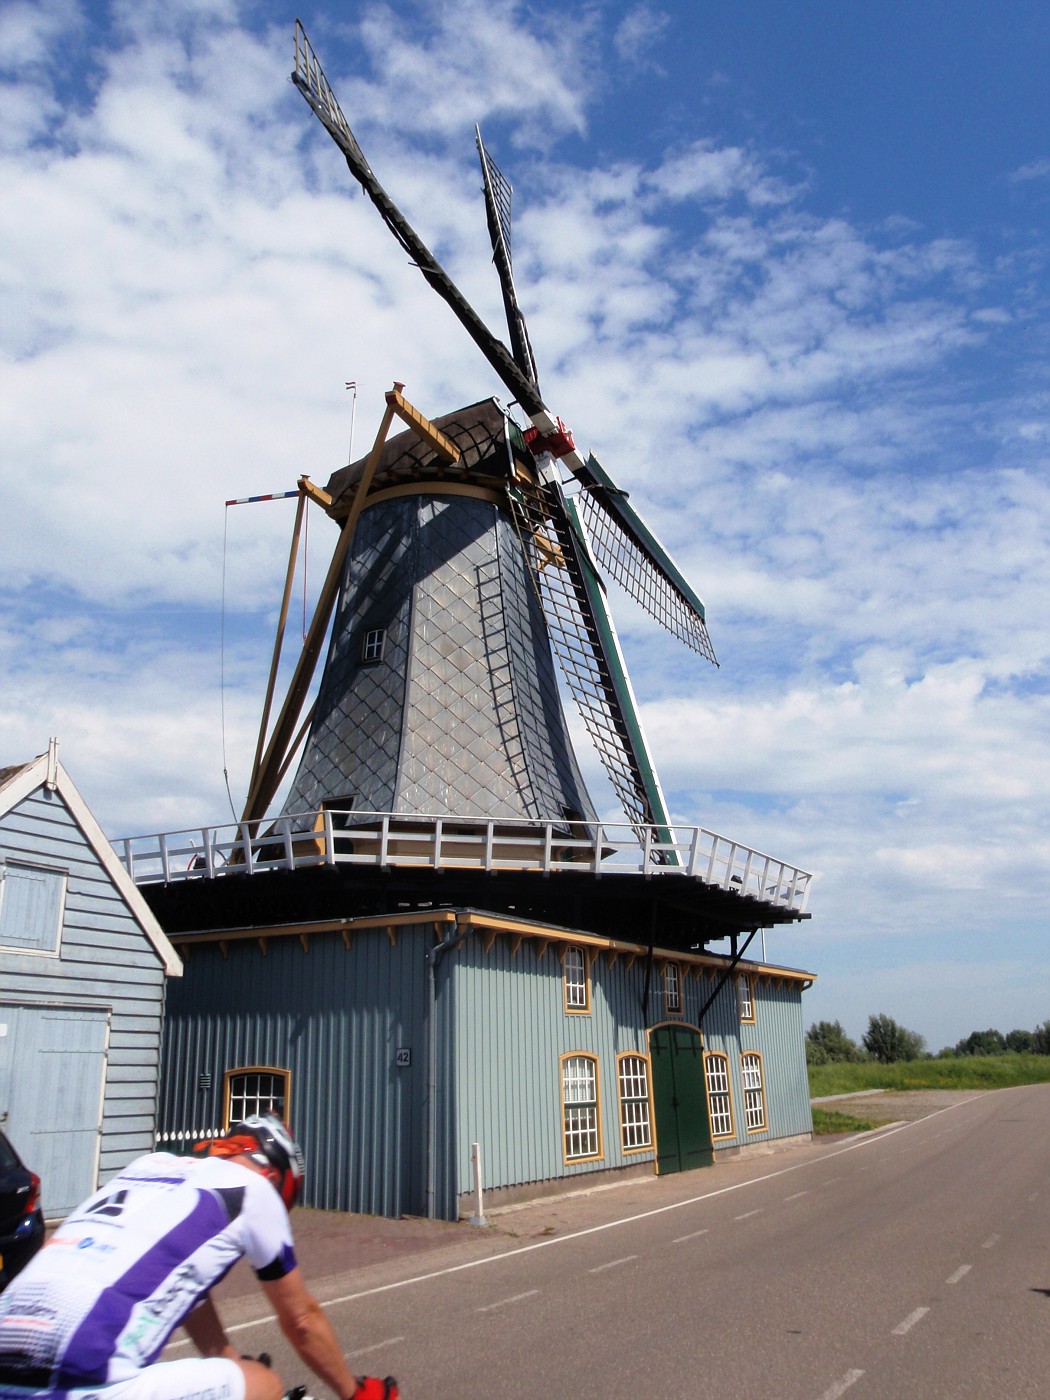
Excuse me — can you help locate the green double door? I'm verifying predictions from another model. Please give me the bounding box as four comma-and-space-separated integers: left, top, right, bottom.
649, 1024, 713, 1174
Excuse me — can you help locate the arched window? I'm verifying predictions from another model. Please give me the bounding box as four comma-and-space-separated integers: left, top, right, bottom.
617, 1054, 652, 1152
561, 1053, 602, 1162
664, 961, 682, 1015
737, 972, 756, 1023
224, 1066, 291, 1128
563, 946, 590, 1012
741, 1052, 767, 1133
703, 1052, 735, 1139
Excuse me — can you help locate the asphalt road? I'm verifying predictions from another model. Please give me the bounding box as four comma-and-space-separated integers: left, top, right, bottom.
183, 1085, 1050, 1399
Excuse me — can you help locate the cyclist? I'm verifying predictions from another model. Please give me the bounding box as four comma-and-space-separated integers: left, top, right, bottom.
0, 1114, 398, 1400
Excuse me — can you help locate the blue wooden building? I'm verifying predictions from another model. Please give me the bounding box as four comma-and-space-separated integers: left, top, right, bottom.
0, 745, 182, 1216
136, 813, 815, 1221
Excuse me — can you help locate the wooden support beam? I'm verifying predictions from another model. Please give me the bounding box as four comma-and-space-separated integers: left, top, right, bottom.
298, 474, 332, 509
386, 385, 461, 463
249, 491, 307, 798
242, 393, 399, 823
299, 932, 310, 953
257, 937, 268, 957
384, 926, 398, 948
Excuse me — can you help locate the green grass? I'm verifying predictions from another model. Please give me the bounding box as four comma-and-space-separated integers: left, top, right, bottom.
808, 1054, 1050, 1100
811, 1107, 880, 1135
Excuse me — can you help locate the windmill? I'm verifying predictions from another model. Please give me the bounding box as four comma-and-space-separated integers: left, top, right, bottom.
241, 22, 719, 863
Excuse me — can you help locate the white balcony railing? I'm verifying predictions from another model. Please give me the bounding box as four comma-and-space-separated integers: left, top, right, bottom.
117, 810, 812, 914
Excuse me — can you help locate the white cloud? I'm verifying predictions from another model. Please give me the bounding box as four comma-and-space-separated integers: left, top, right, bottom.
613, 5, 670, 65
3, 0, 1050, 1048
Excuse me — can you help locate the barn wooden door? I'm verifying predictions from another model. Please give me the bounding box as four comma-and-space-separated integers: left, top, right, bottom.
648, 1024, 714, 1174
0, 1004, 109, 1215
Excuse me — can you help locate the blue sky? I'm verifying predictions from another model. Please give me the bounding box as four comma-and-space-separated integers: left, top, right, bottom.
2, 0, 1048, 1051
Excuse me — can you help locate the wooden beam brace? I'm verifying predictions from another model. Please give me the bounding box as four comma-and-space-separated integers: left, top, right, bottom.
242, 394, 400, 823
386, 385, 461, 463
298, 474, 332, 509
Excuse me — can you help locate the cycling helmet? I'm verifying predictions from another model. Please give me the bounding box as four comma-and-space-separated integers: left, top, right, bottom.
227, 1113, 305, 1210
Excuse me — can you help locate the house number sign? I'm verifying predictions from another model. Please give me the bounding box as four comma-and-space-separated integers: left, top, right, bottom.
395, 1048, 411, 1067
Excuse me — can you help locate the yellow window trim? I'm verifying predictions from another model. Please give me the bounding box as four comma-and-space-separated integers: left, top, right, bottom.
559, 1051, 604, 1166
702, 1050, 736, 1140
616, 1051, 655, 1157
223, 1065, 292, 1131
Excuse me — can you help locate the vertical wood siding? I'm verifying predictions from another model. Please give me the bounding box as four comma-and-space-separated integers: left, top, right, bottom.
160, 921, 813, 1220
160, 924, 430, 1217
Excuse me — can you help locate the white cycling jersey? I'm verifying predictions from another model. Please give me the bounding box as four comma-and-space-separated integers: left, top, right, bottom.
0, 1152, 297, 1392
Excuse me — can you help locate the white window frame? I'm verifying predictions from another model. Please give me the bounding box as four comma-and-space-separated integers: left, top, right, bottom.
563, 946, 589, 1013
561, 1053, 602, 1162
664, 961, 682, 1015
704, 1051, 735, 1139
737, 972, 756, 1023
617, 1053, 653, 1152
0, 860, 67, 957
224, 1066, 291, 1128
741, 1052, 768, 1133
362, 628, 386, 663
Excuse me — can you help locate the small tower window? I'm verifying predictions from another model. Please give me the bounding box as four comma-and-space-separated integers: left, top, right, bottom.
362, 628, 386, 663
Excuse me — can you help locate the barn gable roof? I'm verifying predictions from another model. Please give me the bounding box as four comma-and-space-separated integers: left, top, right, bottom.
0, 749, 182, 977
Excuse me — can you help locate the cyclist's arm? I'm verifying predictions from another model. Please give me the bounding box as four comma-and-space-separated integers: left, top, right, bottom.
182, 1296, 239, 1361
261, 1267, 359, 1400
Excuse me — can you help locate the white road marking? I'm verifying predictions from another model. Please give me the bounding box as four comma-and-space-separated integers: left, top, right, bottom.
784, 1190, 809, 1201
816, 1369, 865, 1399
892, 1307, 929, 1335
673, 1228, 709, 1243
982, 1233, 1000, 1249
348, 1336, 405, 1358
734, 1208, 763, 1221
476, 1290, 539, 1312
588, 1254, 637, 1273
946, 1265, 971, 1285
174, 1095, 988, 1338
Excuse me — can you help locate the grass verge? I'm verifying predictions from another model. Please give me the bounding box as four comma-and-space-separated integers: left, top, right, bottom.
811, 1107, 880, 1135
808, 1053, 1050, 1100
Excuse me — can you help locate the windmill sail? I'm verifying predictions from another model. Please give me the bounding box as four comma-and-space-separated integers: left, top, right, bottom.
573, 453, 718, 663
506, 471, 677, 853
292, 21, 543, 418
475, 126, 540, 392
289, 21, 716, 856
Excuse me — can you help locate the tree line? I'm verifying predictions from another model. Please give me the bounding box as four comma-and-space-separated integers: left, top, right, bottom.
806, 1015, 1050, 1065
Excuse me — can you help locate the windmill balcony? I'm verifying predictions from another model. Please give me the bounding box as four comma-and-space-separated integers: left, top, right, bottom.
117, 810, 812, 914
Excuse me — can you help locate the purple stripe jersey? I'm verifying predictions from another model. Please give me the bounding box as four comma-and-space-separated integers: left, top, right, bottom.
0, 1154, 297, 1388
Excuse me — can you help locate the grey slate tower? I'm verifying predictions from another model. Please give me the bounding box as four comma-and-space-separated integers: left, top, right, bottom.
283, 401, 598, 828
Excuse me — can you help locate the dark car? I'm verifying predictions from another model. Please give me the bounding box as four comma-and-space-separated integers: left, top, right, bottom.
0, 1130, 44, 1291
